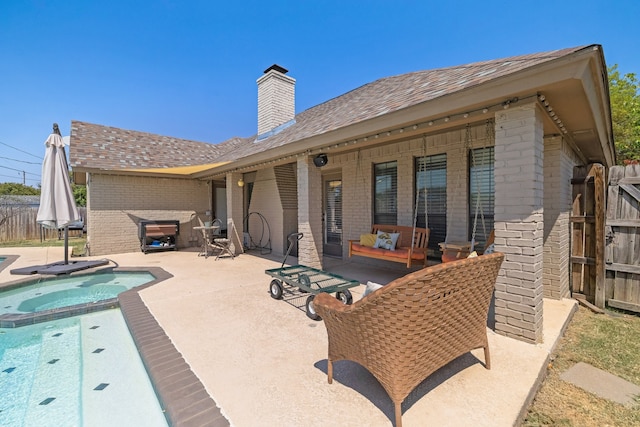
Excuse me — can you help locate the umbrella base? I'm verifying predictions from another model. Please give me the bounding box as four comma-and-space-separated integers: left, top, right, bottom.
10, 259, 110, 276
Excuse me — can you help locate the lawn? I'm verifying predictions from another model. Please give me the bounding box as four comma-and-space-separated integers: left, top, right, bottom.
524, 306, 640, 427
0, 236, 87, 256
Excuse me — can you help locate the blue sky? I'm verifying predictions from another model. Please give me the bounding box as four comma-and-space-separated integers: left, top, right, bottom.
1, 0, 638, 185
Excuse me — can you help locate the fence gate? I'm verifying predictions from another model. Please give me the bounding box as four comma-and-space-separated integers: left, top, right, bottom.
570, 164, 606, 308
605, 164, 640, 313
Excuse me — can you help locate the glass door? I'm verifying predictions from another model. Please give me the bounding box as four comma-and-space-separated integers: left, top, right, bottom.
323, 176, 342, 257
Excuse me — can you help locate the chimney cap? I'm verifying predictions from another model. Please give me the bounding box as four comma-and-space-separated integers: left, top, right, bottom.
264, 64, 288, 74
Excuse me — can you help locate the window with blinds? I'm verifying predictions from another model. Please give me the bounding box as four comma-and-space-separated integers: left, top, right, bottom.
469, 147, 494, 250
374, 161, 397, 225
415, 154, 447, 252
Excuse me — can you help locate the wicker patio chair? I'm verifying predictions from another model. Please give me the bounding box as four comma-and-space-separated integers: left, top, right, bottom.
313, 252, 504, 427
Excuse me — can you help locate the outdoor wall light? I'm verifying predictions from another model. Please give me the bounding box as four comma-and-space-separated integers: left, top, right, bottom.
237, 178, 245, 187
313, 153, 328, 167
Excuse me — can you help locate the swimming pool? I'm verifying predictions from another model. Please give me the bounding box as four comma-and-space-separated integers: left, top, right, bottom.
0, 309, 169, 426
1, 271, 155, 314
0, 271, 157, 327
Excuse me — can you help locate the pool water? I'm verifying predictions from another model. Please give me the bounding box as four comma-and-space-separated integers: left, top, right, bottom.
0, 310, 168, 427
0, 272, 156, 315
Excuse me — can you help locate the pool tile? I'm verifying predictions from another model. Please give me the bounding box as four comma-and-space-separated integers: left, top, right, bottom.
92, 348, 105, 353
52, 332, 63, 337
89, 325, 100, 329
48, 359, 60, 364
3, 367, 16, 373
94, 383, 109, 391
39, 397, 56, 405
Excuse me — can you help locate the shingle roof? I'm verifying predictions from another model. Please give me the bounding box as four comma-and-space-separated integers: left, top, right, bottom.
219, 46, 589, 160
70, 121, 252, 170
70, 45, 590, 171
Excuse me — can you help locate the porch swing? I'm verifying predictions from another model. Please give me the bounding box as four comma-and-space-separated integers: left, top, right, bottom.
439, 121, 494, 263
348, 143, 430, 268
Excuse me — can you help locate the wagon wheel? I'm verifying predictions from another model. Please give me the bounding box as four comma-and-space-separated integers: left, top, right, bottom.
298, 274, 311, 293
335, 290, 353, 305
305, 295, 321, 321
269, 279, 284, 300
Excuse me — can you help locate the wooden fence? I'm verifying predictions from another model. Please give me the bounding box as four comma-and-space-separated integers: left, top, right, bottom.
570, 164, 606, 308
0, 207, 86, 243
605, 165, 640, 313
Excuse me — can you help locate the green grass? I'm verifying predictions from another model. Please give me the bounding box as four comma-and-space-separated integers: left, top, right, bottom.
524, 306, 640, 427
0, 237, 87, 256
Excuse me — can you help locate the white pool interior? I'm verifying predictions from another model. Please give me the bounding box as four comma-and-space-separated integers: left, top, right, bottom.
0, 309, 168, 427
0, 272, 156, 315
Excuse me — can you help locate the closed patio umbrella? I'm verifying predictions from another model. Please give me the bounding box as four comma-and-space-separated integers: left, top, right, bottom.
36, 123, 80, 264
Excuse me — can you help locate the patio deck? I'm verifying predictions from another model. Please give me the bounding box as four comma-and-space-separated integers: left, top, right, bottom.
0, 246, 577, 427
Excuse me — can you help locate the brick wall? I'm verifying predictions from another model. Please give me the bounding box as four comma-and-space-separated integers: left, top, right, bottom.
86, 174, 209, 256
297, 156, 323, 268
543, 136, 582, 299
493, 104, 545, 343
226, 171, 244, 253
332, 125, 488, 252
257, 70, 296, 136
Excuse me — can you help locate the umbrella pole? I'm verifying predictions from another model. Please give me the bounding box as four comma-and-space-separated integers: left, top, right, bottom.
64, 226, 69, 264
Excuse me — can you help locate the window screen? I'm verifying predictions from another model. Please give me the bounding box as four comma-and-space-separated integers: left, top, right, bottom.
374, 161, 397, 225
415, 154, 447, 252
469, 147, 494, 250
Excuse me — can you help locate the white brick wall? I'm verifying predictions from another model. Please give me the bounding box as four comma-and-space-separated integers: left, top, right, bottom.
257, 70, 296, 136
86, 174, 209, 256
543, 136, 581, 299
227, 171, 244, 253
494, 104, 545, 343
297, 156, 323, 268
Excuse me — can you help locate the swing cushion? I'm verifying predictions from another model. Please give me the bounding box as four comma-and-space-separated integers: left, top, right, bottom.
359, 233, 378, 247
349, 225, 429, 268
373, 231, 400, 250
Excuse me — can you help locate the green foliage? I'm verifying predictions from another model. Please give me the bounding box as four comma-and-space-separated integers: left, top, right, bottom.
72, 183, 86, 207
609, 65, 640, 163
0, 182, 40, 195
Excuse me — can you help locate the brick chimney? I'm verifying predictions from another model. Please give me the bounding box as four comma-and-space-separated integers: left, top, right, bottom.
257, 64, 296, 140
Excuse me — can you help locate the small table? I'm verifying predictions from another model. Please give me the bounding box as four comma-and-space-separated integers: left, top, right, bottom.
193, 225, 220, 258
438, 241, 472, 261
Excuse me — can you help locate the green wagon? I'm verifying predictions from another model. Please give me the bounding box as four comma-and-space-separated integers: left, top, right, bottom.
265, 233, 360, 320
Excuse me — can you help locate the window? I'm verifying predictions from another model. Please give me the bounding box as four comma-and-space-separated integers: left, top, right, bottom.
415, 154, 446, 251
469, 147, 494, 249
374, 161, 397, 225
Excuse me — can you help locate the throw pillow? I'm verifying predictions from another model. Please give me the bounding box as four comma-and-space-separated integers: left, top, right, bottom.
359, 233, 377, 247
484, 243, 495, 254
467, 251, 478, 258
374, 231, 400, 250
363, 281, 384, 297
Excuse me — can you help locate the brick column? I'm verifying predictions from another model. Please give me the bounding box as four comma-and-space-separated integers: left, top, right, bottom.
226, 172, 244, 254
543, 136, 574, 299
494, 103, 544, 344
297, 156, 323, 268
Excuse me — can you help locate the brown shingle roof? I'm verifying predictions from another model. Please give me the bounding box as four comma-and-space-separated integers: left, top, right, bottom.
218, 46, 589, 159
70, 121, 251, 170
70, 45, 590, 171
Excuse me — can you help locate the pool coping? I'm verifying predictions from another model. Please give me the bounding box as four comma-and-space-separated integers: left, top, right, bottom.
0, 255, 19, 274
118, 269, 230, 427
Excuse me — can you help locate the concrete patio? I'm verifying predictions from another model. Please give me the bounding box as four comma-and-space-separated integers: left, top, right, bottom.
0, 247, 577, 427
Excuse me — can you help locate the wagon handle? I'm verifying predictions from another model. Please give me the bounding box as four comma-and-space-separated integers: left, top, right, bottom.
282, 232, 304, 268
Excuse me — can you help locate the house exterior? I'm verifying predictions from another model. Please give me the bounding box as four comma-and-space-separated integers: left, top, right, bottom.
70, 45, 615, 344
